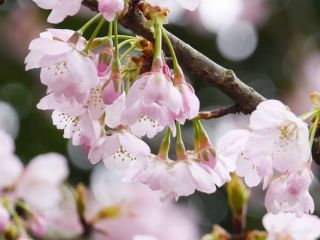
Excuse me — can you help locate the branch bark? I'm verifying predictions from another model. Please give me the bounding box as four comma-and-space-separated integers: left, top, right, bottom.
82, 0, 266, 114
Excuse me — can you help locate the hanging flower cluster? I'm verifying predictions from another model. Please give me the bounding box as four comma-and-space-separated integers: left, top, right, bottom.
20, 0, 320, 239
217, 100, 314, 216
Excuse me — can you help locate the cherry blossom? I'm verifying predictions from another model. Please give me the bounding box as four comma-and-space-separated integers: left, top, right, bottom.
32, 0, 82, 24
249, 100, 310, 173
98, 0, 125, 22
263, 213, 320, 240
122, 71, 183, 135
264, 169, 314, 216
124, 151, 232, 200
16, 153, 69, 211
25, 29, 98, 108
88, 130, 151, 170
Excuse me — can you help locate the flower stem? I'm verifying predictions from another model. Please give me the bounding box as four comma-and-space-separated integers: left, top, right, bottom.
310, 113, 320, 146
153, 18, 162, 62
113, 15, 120, 61
158, 128, 171, 159
175, 122, 187, 160
78, 14, 102, 35
162, 27, 179, 74
84, 17, 106, 53
118, 39, 136, 49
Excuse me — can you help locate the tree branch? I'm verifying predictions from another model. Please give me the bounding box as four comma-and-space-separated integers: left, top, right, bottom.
82, 0, 266, 114
198, 105, 240, 120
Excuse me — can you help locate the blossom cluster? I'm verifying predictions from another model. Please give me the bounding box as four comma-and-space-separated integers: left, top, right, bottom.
0, 129, 68, 239
25, 0, 320, 236
25, 0, 234, 202
218, 100, 313, 216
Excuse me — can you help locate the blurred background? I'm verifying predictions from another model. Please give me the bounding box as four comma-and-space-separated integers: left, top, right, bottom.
1, 0, 320, 237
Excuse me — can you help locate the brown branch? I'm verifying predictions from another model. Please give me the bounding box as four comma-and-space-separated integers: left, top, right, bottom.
82, 0, 266, 114
198, 105, 240, 120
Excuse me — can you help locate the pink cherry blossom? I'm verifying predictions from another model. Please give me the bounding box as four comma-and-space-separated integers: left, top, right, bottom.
25, 29, 98, 108
146, 0, 201, 11
263, 213, 320, 240
124, 151, 232, 200
98, 0, 125, 22
0, 204, 10, 231
217, 129, 273, 188
175, 82, 200, 124
249, 100, 310, 173
0, 130, 23, 190
16, 153, 69, 211
105, 93, 164, 138
32, 0, 82, 24
122, 72, 183, 135
88, 130, 151, 170
265, 169, 314, 216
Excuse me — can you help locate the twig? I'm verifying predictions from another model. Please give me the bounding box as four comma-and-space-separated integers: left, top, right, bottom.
198, 105, 240, 120
82, 0, 266, 114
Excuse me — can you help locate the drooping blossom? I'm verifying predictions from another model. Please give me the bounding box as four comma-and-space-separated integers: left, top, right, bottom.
88, 129, 151, 170
124, 150, 232, 200
32, 0, 82, 24
173, 69, 200, 124
0, 130, 23, 190
217, 100, 310, 187
122, 70, 183, 135
25, 29, 98, 108
98, 0, 125, 22
249, 100, 310, 173
264, 169, 314, 216
146, 0, 201, 11
262, 213, 320, 240
217, 129, 273, 188
16, 153, 69, 211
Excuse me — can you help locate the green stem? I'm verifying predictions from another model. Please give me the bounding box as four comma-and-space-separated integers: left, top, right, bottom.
84, 18, 106, 53
193, 120, 201, 153
158, 128, 171, 159
120, 45, 136, 62
162, 27, 179, 73
175, 122, 187, 160
310, 113, 320, 146
114, 15, 120, 61
153, 18, 162, 61
300, 109, 319, 121
78, 14, 102, 35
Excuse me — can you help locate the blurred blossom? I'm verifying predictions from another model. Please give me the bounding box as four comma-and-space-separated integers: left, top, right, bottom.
198, 0, 243, 33
241, 0, 270, 26
286, 52, 320, 114
217, 21, 258, 61
67, 140, 93, 171
0, 101, 19, 138
90, 166, 200, 240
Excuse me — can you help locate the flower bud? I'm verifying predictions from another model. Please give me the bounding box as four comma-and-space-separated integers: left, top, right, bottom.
96, 40, 113, 77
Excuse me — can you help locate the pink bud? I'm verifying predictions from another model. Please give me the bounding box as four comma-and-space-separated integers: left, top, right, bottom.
96, 40, 113, 77
98, 0, 124, 22
30, 214, 47, 237
0, 204, 9, 232
103, 79, 122, 105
